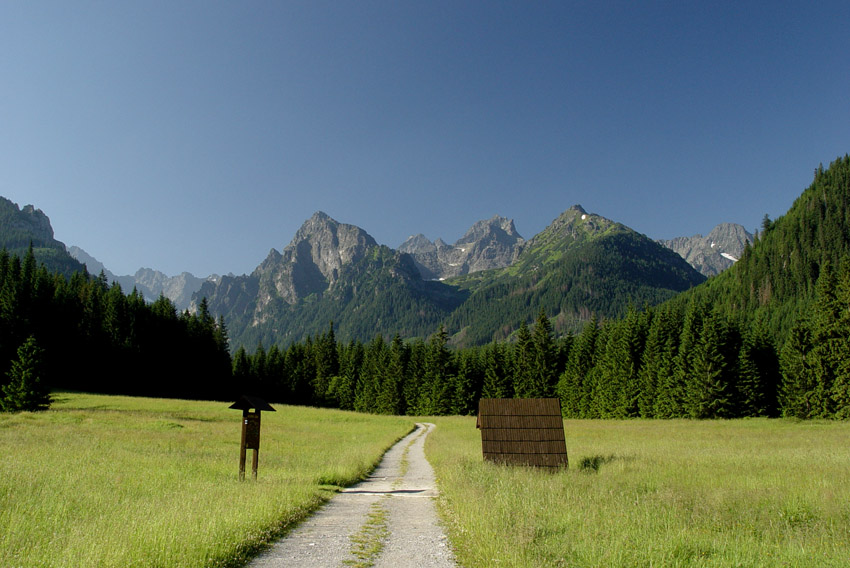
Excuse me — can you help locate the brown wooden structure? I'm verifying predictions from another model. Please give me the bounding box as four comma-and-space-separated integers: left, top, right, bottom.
229, 395, 275, 480
477, 398, 568, 468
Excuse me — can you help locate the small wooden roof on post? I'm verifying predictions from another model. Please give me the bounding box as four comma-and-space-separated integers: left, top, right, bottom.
228, 395, 276, 413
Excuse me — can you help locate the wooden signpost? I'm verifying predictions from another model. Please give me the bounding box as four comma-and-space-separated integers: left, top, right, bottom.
229, 395, 275, 480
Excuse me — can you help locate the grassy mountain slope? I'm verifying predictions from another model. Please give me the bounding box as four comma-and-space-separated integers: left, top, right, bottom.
442, 206, 705, 346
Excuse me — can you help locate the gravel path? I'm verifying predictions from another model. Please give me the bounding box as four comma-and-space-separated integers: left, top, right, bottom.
247, 422, 457, 568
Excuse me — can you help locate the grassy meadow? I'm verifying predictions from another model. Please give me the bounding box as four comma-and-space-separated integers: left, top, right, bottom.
427, 417, 850, 567
0, 393, 413, 568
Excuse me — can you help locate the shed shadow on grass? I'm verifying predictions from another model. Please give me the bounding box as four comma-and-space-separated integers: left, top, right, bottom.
578, 454, 632, 473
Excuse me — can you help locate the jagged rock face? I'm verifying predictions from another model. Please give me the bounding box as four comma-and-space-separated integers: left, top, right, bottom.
18, 204, 55, 242
68, 246, 111, 276
134, 268, 212, 309
254, 211, 378, 307
398, 234, 436, 254
399, 215, 524, 280
661, 223, 753, 277
1, 197, 57, 245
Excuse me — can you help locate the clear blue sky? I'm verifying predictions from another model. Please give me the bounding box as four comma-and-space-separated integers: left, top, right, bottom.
1, 1, 848, 277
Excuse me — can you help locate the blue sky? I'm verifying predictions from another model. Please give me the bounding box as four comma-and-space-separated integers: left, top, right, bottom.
1, 1, 848, 277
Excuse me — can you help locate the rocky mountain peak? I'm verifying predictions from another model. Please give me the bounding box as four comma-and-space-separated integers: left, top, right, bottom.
660, 222, 754, 277
457, 215, 522, 245
1, 197, 56, 244
255, 212, 378, 305
20, 204, 55, 240
401, 216, 524, 280
399, 234, 437, 254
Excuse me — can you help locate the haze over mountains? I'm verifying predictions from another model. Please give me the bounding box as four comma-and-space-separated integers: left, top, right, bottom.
67, 246, 219, 311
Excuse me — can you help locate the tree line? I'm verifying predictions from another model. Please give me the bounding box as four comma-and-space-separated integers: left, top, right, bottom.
0, 246, 232, 411
229, 259, 849, 420
2, 242, 848, 420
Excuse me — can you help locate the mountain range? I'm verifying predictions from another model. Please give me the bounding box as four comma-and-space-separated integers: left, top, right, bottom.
66, 246, 219, 311
1, 194, 752, 349
193, 205, 706, 348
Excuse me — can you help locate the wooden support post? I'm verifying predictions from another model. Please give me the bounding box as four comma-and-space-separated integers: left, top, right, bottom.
239, 409, 249, 481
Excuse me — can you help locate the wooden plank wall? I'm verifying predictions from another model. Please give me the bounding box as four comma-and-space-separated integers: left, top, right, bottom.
477, 398, 568, 468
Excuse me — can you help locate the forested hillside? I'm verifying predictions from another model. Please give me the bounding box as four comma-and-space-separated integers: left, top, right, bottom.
678, 155, 850, 340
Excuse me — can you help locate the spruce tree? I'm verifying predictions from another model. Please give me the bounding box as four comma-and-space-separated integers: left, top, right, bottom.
530, 309, 557, 398
686, 311, 735, 418
779, 322, 815, 418
557, 316, 598, 417
1, 336, 51, 412
737, 319, 779, 417
512, 321, 534, 397
482, 342, 512, 399
422, 326, 453, 415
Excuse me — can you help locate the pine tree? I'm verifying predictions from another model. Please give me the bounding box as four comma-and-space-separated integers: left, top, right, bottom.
421, 325, 453, 415
482, 342, 512, 399
512, 321, 534, 397
557, 316, 598, 417
530, 309, 557, 398
686, 311, 735, 418
1, 336, 51, 412
737, 319, 779, 417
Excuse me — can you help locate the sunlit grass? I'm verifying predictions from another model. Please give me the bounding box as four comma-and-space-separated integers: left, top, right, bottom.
0, 393, 413, 568
427, 417, 850, 567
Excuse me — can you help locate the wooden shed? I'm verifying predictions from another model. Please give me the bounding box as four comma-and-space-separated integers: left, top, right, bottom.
477, 398, 568, 468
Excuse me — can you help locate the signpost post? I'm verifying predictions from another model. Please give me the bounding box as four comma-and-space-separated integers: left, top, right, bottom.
229, 395, 275, 480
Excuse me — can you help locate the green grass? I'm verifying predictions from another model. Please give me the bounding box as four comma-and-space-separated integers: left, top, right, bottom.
0, 392, 413, 568
427, 417, 850, 567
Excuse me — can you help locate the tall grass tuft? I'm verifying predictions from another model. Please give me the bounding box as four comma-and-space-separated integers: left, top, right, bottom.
427, 417, 850, 567
0, 393, 412, 567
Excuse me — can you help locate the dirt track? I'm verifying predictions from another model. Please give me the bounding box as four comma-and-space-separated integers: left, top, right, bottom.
247, 423, 457, 568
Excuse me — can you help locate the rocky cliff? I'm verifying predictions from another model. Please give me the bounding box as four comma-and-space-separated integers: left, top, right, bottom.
661, 223, 753, 277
